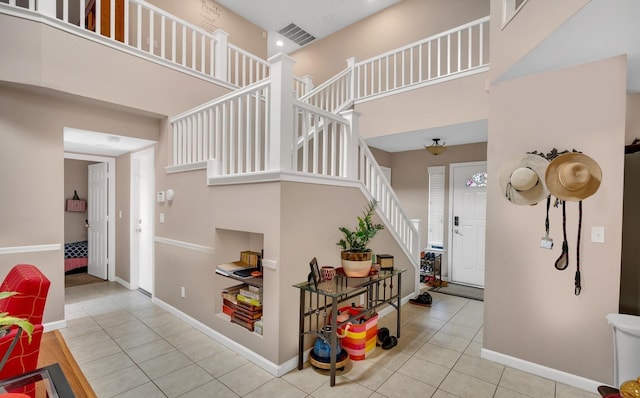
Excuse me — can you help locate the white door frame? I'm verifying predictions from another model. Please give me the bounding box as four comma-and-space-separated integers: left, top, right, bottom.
130, 147, 155, 294
64, 152, 116, 282
447, 161, 487, 286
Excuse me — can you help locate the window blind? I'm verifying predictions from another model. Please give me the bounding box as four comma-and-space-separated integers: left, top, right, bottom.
428, 166, 445, 247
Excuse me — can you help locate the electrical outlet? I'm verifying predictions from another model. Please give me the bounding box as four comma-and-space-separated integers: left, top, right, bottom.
180, 286, 185, 298
591, 226, 605, 243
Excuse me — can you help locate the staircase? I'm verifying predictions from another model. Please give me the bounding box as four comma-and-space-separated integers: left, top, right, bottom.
0, 0, 489, 290
167, 17, 490, 281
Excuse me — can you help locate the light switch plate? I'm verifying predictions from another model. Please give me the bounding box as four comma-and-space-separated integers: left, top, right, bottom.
159, 213, 165, 223
591, 226, 605, 243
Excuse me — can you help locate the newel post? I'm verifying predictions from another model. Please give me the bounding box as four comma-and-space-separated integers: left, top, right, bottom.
340, 109, 361, 180
346, 57, 358, 102
212, 29, 229, 82
268, 53, 296, 172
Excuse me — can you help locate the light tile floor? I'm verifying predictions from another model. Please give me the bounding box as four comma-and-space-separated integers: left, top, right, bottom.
63, 282, 600, 398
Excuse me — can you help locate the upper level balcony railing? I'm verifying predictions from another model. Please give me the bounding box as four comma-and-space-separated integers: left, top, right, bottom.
301, 16, 490, 112
0, 0, 273, 89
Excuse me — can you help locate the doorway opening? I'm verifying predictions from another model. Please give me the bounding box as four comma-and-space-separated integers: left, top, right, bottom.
63, 153, 116, 285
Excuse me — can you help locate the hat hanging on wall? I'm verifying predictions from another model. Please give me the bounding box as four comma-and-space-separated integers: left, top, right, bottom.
498, 154, 549, 206
545, 153, 602, 202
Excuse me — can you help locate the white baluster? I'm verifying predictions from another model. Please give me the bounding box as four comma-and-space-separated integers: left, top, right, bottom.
38, 0, 55, 18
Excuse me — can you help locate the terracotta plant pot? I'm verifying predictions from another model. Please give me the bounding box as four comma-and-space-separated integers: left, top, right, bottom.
341, 251, 372, 277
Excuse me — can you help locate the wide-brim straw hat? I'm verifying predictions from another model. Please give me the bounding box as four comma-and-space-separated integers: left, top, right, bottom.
499, 154, 549, 206
545, 153, 602, 201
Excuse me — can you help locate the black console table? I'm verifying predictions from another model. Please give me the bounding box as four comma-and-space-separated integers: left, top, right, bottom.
0, 363, 74, 397
293, 269, 405, 386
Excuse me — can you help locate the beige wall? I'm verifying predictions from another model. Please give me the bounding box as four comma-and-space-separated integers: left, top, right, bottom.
0, 83, 160, 324
64, 159, 91, 243
357, 72, 489, 140
485, 56, 626, 384
489, 0, 589, 82
147, 0, 267, 59
291, 0, 490, 84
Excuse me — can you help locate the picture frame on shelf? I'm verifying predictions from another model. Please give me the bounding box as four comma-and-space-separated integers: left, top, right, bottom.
308, 257, 321, 288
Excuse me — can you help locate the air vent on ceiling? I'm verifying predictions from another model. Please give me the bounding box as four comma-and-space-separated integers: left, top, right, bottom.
277, 23, 316, 46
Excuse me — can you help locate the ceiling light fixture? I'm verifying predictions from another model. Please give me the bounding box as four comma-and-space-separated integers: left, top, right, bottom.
425, 138, 447, 155
276, 40, 284, 47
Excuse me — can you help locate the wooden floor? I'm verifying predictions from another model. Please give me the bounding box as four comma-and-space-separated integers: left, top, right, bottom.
37, 330, 96, 398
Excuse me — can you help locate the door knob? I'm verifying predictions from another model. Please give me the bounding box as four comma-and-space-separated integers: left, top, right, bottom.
454, 228, 463, 236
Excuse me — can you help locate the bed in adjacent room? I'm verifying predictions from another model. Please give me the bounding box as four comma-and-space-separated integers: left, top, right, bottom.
64, 240, 88, 274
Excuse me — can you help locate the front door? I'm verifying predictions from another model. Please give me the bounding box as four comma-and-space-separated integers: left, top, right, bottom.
450, 161, 487, 287
87, 162, 108, 280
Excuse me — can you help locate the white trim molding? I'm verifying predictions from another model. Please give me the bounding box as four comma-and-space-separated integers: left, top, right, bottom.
0, 244, 62, 255
154, 237, 215, 254
152, 298, 287, 376
43, 319, 67, 332
481, 348, 603, 393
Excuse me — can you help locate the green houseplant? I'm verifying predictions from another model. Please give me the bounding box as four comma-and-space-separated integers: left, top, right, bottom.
0, 291, 35, 372
337, 199, 385, 277
0, 292, 34, 340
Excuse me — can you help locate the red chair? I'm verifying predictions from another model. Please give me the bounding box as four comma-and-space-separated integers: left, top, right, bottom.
0, 264, 51, 380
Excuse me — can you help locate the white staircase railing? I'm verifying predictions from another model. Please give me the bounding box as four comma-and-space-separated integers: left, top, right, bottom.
292, 100, 351, 178
299, 67, 354, 114
357, 137, 418, 261
355, 16, 489, 100
169, 79, 271, 174
166, 17, 491, 272
300, 16, 489, 112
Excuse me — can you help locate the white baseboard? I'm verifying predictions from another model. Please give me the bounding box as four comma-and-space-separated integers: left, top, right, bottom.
43, 319, 66, 332
115, 277, 131, 289
152, 297, 292, 377
481, 348, 604, 393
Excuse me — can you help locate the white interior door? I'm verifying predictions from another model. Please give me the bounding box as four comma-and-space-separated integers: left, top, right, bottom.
88, 162, 108, 280
449, 162, 487, 287
131, 148, 154, 294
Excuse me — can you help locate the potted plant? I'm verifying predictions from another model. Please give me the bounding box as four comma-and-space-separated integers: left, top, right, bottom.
337, 199, 385, 277
0, 292, 35, 373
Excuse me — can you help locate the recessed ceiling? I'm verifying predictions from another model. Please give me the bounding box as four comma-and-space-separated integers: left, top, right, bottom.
365, 120, 488, 153
64, 128, 156, 157
215, 0, 401, 57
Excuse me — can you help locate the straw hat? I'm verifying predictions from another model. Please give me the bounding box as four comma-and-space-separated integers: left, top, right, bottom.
499, 154, 549, 206
545, 153, 602, 201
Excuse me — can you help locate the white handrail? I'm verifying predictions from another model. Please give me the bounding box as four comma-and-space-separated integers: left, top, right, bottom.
299, 67, 353, 113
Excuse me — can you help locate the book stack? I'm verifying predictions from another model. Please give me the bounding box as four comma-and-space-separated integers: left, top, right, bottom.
240, 251, 261, 267
231, 285, 263, 332
221, 283, 246, 318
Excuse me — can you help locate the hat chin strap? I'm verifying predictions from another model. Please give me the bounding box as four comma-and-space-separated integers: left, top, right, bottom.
554, 200, 569, 271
